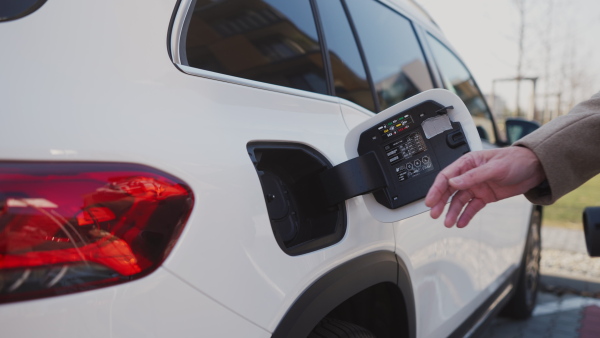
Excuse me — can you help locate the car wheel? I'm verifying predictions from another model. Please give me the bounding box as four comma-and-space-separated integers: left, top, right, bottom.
501, 207, 541, 319
308, 317, 376, 338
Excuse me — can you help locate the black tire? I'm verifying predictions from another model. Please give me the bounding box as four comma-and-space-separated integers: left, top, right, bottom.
308, 318, 376, 338
501, 207, 542, 319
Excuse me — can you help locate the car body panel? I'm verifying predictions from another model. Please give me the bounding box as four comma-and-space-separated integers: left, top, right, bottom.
2, 0, 394, 330
0, 268, 270, 337
0, 0, 534, 336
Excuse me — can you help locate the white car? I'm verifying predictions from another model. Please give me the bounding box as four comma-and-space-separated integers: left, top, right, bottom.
0, 0, 540, 337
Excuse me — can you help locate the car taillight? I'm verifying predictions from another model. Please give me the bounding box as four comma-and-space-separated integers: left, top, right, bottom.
0, 162, 194, 303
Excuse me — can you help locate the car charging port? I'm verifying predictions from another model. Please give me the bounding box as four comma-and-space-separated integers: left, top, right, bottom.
247, 143, 346, 256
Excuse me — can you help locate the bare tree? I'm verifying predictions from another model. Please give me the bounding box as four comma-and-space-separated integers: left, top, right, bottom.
540, 0, 554, 123
513, 0, 527, 118
517, 0, 597, 121
553, 2, 595, 116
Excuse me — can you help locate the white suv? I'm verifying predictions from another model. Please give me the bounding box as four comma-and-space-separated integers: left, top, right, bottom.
0, 0, 540, 337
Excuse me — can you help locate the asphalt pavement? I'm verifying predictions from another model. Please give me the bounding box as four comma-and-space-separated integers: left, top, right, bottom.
480, 227, 600, 337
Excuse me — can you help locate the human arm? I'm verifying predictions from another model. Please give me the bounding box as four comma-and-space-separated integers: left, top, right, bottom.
514, 92, 600, 204
424, 146, 546, 228
425, 92, 600, 228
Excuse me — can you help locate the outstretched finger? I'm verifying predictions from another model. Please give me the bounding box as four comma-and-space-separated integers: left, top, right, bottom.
429, 187, 455, 219
444, 190, 473, 227
425, 172, 452, 208
456, 198, 486, 228
449, 162, 501, 191
436, 152, 480, 181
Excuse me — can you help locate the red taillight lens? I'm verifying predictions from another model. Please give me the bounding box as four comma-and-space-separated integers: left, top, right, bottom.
0, 162, 194, 303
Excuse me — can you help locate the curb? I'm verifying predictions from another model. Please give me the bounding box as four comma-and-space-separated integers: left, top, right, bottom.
541, 272, 600, 296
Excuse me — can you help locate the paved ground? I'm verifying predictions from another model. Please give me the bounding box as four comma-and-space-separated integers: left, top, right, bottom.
480, 227, 600, 337
483, 292, 600, 337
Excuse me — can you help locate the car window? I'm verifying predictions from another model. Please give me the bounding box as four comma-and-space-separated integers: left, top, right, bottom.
0, 0, 46, 22
426, 34, 497, 144
315, 0, 376, 112
182, 0, 328, 95
344, 0, 433, 111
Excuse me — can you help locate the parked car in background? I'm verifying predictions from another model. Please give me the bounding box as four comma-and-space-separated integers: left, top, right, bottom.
0, 0, 540, 337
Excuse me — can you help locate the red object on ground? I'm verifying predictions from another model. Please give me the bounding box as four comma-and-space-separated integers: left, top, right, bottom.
580, 305, 600, 337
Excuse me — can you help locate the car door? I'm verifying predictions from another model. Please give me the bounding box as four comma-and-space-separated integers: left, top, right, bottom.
317, 0, 485, 336
423, 32, 532, 304
171, 0, 506, 335
168, 0, 399, 331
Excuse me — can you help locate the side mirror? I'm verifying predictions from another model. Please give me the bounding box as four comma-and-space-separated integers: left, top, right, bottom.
505, 118, 540, 144
583, 207, 600, 257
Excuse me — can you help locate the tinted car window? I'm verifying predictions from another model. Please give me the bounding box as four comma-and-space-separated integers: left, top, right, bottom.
183, 0, 327, 95
345, 0, 433, 111
316, 0, 376, 111
426, 35, 497, 143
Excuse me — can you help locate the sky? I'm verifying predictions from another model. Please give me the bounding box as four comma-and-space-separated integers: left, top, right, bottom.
417, 0, 600, 118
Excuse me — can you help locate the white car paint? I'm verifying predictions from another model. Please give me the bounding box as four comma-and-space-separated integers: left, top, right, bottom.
0, 0, 533, 336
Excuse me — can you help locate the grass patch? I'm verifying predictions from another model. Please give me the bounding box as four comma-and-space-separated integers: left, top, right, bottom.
543, 175, 600, 229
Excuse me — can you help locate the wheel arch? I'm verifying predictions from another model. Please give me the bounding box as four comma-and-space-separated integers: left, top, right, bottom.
271, 251, 416, 338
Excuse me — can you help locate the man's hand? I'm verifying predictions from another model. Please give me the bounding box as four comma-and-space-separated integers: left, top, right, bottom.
425, 146, 546, 228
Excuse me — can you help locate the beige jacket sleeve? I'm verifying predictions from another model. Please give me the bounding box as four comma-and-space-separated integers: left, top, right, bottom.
514, 91, 600, 205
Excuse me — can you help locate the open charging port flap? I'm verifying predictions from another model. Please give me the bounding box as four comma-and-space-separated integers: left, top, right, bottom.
323, 89, 482, 223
